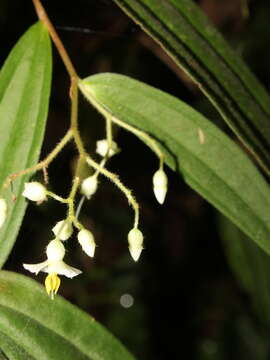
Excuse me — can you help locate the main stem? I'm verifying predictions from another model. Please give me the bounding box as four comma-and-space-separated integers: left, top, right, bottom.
32, 0, 86, 156
32, 0, 77, 79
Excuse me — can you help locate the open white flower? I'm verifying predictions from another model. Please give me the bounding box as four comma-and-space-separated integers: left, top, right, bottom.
128, 228, 144, 262
96, 139, 119, 158
0, 198, 7, 228
23, 239, 81, 298
22, 182, 47, 202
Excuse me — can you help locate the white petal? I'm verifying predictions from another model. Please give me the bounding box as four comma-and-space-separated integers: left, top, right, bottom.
96, 139, 119, 158
81, 176, 98, 199
22, 182, 47, 202
46, 239, 65, 261
46, 261, 82, 278
129, 246, 143, 262
153, 186, 167, 205
128, 228, 144, 261
52, 220, 73, 241
23, 260, 49, 275
128, 228, 144, 248
77, 229, 96, 257
153, 169, 168, 204
82, 243, 96, 257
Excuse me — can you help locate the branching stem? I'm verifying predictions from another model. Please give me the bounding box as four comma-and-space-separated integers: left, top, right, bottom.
3, 0, 145, 231
86, 155, 139, 228
3, 129, 73, 190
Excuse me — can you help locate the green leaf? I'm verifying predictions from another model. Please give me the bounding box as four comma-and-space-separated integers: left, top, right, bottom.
0, 351, 8, 360
79, 73, 270, 255
219, 215, 270, 329
0, 22, 52, 267
0, 331, 34, 360
114, 0, 270, 176
0, 271, 135, 360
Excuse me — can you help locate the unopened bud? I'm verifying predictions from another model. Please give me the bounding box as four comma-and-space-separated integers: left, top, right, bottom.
96, 139, 119, 158
0, 198, 7, 228
46, 239, 65, 261
81, 175, 98, 199
77, 229, 96, 257
22, 182, 47, 202
153, 169, 168, 204
52, 220, 73, 241
128, 228, 144, 262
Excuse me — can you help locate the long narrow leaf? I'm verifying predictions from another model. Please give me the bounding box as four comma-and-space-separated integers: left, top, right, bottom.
0, 271, 135, 360
0, 22, 52, 267
79, 73, 270, 255
113, 0, 270, 175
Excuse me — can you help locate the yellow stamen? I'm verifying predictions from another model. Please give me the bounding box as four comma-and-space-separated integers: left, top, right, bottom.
45, 273, 61, 299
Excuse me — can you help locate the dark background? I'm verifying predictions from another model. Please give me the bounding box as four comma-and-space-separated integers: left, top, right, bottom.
1, 1, 270, 359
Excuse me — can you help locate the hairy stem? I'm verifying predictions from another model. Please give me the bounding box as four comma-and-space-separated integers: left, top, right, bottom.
3, 129, 73, 189
111, 115, 164, 168
86, 155, 139, 228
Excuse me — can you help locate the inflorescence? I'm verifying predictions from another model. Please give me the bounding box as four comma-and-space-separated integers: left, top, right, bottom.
0, 122, 168, 299
0, 0, 168, 299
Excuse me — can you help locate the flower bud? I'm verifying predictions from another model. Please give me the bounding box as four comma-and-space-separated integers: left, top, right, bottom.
52, 220, 73, 241
153, 169, 168, 204
22, 182, 47, 202
81, 175, 98, 199
96, 139, 119, 158
0, 198, 7, 228
46, 239, 65, 261
128, 228, 144, 262
77, 229, 96, 257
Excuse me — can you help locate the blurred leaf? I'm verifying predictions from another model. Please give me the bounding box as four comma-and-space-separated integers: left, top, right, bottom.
80, 73, 270, 255
0, 271, 135, 360
219, 215, 270, 328
0, 352, 8, 360
0, 331, 34, 360
114, 0, 270, 176
0, 22, 52, 267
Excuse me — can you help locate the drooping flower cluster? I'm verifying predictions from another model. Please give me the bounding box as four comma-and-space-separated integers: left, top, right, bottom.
1, 127, 168, 299
0, 6, 170, 300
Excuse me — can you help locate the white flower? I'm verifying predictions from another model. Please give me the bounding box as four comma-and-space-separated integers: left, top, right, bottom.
96, 139, 119, 158
52, 220, 73, 241
128, 228, 144, 262
153, 169, 168, 204
23, 239, 81, 278
23, 239, 82, 298
22, 182, 47, 202
0, 198, 7, 228
81, 175, 98, 199
77, 229, 96, 257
